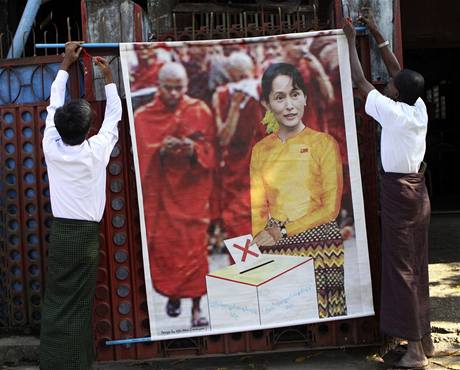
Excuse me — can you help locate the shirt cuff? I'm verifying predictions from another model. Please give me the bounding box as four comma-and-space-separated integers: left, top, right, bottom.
105, 83, 118, 98
56, 69, 69, 82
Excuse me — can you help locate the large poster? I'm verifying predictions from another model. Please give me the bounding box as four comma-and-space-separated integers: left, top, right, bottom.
120, 30, 374, 340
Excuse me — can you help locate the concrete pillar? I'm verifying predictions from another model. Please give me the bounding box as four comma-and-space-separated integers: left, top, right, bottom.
147, 0, 177, 37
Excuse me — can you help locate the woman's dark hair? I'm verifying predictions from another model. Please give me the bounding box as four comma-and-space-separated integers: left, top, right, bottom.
54, 99, 93, 145
394, 69, 425, 105
261, 62, 307, 102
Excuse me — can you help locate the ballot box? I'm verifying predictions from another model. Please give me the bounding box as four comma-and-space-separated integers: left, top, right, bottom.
206, 255, 318, 330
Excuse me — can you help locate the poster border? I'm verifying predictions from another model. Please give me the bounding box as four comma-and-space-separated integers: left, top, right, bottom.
337, 34, 374, 313
119, 30, 375, 341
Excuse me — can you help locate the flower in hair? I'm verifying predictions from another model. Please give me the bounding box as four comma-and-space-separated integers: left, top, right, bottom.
261, 111, 279, 134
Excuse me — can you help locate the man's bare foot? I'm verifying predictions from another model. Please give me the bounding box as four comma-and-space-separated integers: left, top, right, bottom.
421, 333, 435, 358
393, 340, 428, 369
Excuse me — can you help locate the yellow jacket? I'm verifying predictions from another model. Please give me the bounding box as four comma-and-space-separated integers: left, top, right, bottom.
250, 127, 343, 237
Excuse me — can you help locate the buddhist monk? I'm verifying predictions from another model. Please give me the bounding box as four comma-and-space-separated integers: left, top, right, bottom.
134, 62, 216, 327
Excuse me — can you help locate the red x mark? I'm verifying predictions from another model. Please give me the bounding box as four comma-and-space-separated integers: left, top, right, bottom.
233, 239, 259, 262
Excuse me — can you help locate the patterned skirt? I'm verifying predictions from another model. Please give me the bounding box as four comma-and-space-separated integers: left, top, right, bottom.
261, 220, 347, 318
40, 218, 100, 370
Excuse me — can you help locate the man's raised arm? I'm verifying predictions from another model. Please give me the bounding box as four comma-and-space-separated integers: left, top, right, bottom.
95, 57, 121, 135
43, 42, 82, 145
89, 57, 122, 163
343, 18, 375, 97
359, 8, 401, 78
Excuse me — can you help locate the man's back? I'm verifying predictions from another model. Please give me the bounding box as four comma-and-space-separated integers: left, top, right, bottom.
43, 69, 122, 221
365, 89, 428, 174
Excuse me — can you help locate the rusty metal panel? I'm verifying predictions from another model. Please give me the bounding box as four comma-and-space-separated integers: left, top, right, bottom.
2, 106, 29, 328
17, 105, 45, 327
100, 108, 136, 361
0, 116, 6, 328
1, 104, 50, 329
271, 325, 314, 349
0, 56, 81, 331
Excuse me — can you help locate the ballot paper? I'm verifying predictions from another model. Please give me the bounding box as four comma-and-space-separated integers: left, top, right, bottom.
224, 234, 274, 273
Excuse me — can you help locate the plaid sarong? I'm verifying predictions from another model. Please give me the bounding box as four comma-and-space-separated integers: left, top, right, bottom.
40, 217, 99, 370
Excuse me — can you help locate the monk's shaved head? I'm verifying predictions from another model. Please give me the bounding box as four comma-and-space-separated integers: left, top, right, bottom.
158, 62, 188, 83
227, 52, 254, 73
158, 62, 188, 109
226, 52, 254, 81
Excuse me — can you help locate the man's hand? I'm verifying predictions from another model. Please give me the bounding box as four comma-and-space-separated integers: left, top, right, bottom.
342, 18, 356, 41
94, 57, 113, 84
359, 7, 378, 33
230, 91, 246, 108
252, 225, 281, 247
252, 229, 276, 247
181, 137, 195, 157
160, 136, 182, 156
61, 42, 83, 71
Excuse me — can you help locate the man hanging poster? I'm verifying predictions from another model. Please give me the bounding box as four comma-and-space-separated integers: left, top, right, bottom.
119, 29, 374, 340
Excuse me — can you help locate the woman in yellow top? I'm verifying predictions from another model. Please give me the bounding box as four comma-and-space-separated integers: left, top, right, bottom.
251, 62, 346, 318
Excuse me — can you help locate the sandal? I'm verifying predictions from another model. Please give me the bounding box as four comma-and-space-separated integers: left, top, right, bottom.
191, 316, 209, 327
166, 299, 181, 317
379, 336, 404, 357
191, 309, 209, 327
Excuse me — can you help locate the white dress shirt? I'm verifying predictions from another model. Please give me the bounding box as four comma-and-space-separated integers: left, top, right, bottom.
365, 89, 428, 174
43, 70, 122, 222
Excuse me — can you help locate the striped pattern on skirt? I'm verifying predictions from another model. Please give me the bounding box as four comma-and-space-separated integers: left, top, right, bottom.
261, 220, 347, 318
40, 217, 99, 370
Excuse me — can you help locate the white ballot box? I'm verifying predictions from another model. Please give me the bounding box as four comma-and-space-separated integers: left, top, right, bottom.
206, 255, 318, 330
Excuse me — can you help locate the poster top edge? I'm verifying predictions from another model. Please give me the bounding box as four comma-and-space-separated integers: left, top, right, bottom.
119, 29, 344, 50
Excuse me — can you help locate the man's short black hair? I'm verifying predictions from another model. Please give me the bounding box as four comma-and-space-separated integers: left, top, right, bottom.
394, 69, 425, 105
54, 99, 92, 145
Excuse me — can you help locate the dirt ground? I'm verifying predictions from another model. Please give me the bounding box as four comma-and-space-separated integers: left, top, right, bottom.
425, 214, 460, 369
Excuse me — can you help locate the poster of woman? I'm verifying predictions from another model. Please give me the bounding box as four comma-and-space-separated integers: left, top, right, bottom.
119, 29, 374, 340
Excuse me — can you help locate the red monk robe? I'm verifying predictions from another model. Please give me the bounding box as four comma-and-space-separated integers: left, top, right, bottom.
134, 94, 216, 298
213, 86, 265, 237
297, 58, 324, 132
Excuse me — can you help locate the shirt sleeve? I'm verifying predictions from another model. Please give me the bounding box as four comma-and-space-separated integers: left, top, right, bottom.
88, 83, 122, 164
250, 145, 269, 236
42, 70, 69, 152
365, 89, 403, 129
285, 135, 343, 236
